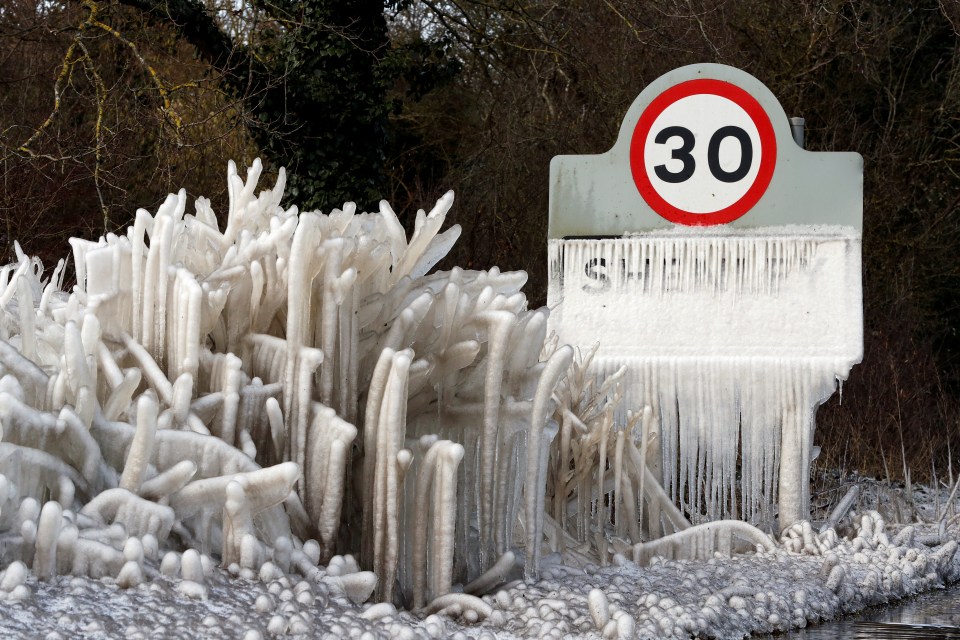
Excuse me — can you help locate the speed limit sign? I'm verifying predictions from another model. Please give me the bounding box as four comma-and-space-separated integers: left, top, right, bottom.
629, 79, 777, 226
548, 63, 862, 238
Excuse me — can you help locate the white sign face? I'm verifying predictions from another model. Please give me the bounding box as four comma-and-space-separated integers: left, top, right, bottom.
629, 79, 777, 226
642, 94, 761, 213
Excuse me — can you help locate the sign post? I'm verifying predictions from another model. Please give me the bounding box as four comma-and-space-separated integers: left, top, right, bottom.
547, 64, 863, 530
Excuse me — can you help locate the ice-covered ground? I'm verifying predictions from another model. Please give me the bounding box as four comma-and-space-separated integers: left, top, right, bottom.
3, 478, 959, 640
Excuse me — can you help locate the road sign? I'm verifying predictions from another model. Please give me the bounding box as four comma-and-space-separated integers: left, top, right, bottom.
630, 78, 777, 226
548, 63, 862, 238
546, 63, 864, 530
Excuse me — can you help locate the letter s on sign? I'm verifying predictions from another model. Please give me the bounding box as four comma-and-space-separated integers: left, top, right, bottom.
583, 258, 610, 293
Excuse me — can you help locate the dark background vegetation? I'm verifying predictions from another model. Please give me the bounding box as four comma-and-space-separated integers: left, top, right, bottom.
1, 0, 958, 482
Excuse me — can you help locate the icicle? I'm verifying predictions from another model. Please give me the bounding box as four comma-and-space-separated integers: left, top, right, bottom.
305, 405, 357, 560
370, 350, 411, 603
549, 229, 861, 530
525, 345, 572, 581
119, 392, 158, 493
33, 500, 63, 581
411, 439, 464, 609
476, 309, 514, 569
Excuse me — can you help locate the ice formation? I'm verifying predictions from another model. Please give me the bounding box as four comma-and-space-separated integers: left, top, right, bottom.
0, 160, 958, 640
547, 228, 862, 531
3, 495, 960, 639
0, 159, 573, 611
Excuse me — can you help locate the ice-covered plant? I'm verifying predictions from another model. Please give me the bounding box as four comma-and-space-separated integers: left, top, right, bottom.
544, 343, 689, 566
0, 160, 570, 607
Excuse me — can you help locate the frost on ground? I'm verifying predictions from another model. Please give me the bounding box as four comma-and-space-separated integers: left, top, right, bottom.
2, 504, 960, 639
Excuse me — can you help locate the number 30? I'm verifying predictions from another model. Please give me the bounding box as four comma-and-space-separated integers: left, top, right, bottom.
654, 125, 753, 184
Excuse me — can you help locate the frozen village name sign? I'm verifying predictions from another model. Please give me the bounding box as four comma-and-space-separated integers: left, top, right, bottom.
547, 64, 863, 529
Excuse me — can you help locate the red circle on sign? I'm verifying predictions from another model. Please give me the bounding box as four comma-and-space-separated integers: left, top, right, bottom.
629, 78, 777, 226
